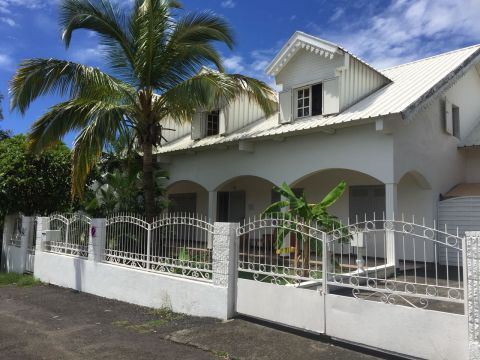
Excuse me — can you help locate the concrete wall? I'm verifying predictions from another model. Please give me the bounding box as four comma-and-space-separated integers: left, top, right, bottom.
166, 123, 394, 193
237, 279, 324, 333
393, 67, 480, 214
34, 252, 230, 319
326, 294, 468, 360
465, 150, 480, 182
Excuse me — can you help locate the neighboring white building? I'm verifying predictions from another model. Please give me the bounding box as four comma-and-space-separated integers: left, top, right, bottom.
157, 31, 480, 231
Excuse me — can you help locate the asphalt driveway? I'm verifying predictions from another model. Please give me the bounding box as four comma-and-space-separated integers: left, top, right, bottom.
0, 283, 390, 359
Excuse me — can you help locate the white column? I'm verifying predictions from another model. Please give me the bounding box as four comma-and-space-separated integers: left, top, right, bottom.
466, 232, 480, 359
1, 215, 16, 272
35, 217, 50, 252
212, 222, 239, 318
19, 216, 33, 273
88, 218, 106, 262
208, 191, 217, 222
385, 183, 398, 267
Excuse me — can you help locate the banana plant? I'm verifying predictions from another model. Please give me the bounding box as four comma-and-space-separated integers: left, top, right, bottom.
262, 181, 347, 272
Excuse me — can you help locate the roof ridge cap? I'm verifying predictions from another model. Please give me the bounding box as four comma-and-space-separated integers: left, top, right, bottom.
382, 43, 480, 71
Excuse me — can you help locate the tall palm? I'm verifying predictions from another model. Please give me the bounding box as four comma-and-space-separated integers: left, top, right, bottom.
10, 0, 277, 220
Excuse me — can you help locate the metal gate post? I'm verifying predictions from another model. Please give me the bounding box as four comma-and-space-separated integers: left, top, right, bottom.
466, 231, 480, 359
146, 224, 151, 270
322, 232, 328, 295
212, 222, 239, 319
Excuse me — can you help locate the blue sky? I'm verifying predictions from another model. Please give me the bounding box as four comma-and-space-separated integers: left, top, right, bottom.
1, 0, 480, 146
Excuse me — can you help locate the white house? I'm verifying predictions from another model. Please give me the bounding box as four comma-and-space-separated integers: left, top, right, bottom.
157, 31, 480, 233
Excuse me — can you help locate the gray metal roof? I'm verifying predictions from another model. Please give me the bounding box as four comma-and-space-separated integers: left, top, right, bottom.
159, 44, 480, 154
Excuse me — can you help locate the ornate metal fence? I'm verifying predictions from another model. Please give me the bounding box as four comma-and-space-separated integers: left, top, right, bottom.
236, 212, 466, 313
46, 214, 91, 257
104, 213, 214, 281
236, 213, 326, 285
326, 216, 465, 311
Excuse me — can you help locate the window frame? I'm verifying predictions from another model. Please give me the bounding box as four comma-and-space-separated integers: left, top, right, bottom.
206, 110, 220, 137
295, 86, 311, 118
294, 82, 323, 119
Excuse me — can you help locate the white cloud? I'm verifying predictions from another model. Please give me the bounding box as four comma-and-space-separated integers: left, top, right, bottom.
224, 55, 245, 73
0, 16, 15, 26
0, 53, 13, 71
311, 0, 480, 69
289, 14, 297, 21
220, 0, 236, 9
70, 45, 105, 64
329, 8, 344, 22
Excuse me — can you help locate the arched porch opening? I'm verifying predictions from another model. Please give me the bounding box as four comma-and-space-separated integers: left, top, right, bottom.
166, 180, 209, 216
290, 168, 384, 224
397, 170, 433, 223
214, 175, 276, 222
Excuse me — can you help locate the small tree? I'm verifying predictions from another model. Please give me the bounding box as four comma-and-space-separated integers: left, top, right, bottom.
263, 181, 347, 273
0, 135, 74, 217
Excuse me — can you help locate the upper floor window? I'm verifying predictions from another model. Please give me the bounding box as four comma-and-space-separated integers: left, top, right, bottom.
295, 83, 323, 118
206, 110, 220, 136
452, 105, 460, 139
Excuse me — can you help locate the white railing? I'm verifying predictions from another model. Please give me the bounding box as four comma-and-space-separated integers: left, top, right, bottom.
104, 213, 214, 281
237, 212, 466, 312
237, 213, 326, 285
326, 215, 465, 311
46, 214, 91, 258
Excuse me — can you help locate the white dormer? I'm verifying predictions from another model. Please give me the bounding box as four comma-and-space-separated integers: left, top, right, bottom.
267, 32, 390, 124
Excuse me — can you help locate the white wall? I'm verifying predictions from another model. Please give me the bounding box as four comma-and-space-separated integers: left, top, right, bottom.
5, 245, 25, 273
237, 279, 324, 333
393, 101, 464, 222
397, 172, 433, 223
166, 123, 394, 193
465, 149, 480, 182
276, 49, 344, 89
34, 252, 230, 319
445, 67, 480, 139
326, 294, 468, 360
393, 67, 480, 204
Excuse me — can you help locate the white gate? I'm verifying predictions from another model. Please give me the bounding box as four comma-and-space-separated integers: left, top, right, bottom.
236, 214, 469, 358
236, 213, 327, 333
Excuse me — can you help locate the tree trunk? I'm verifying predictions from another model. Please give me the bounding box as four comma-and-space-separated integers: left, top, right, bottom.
142, 142, 155, 222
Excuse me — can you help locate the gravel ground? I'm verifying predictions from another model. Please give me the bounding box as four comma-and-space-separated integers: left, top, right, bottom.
0, 284, 392, 360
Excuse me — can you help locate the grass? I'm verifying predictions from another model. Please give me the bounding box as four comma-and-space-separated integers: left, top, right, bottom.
0, 272, 40, 287
112, 306, 184, 334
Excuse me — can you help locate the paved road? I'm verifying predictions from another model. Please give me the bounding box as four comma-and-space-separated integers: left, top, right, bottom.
0, 284, 388, 359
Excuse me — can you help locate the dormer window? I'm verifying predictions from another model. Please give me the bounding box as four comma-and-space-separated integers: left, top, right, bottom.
295, 83, 323, 118
206, 110, 220, 136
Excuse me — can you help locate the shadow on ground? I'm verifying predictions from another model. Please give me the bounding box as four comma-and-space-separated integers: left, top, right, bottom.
0, 284, 392, 360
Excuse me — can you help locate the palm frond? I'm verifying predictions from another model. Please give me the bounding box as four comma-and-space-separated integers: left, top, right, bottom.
28, 98, 128, 153
71, 107, 128, 197
60, 0, 135, 77
131, 0, 172, 87
10, 59, 134, 114
161, 70, 277, 122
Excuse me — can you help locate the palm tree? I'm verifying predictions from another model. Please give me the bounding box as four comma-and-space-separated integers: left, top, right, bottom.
10, 0, 277, 220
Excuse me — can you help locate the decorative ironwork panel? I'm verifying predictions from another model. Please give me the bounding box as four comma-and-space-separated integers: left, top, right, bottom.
236, 213, 326, 285
325, 216, 465, 311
